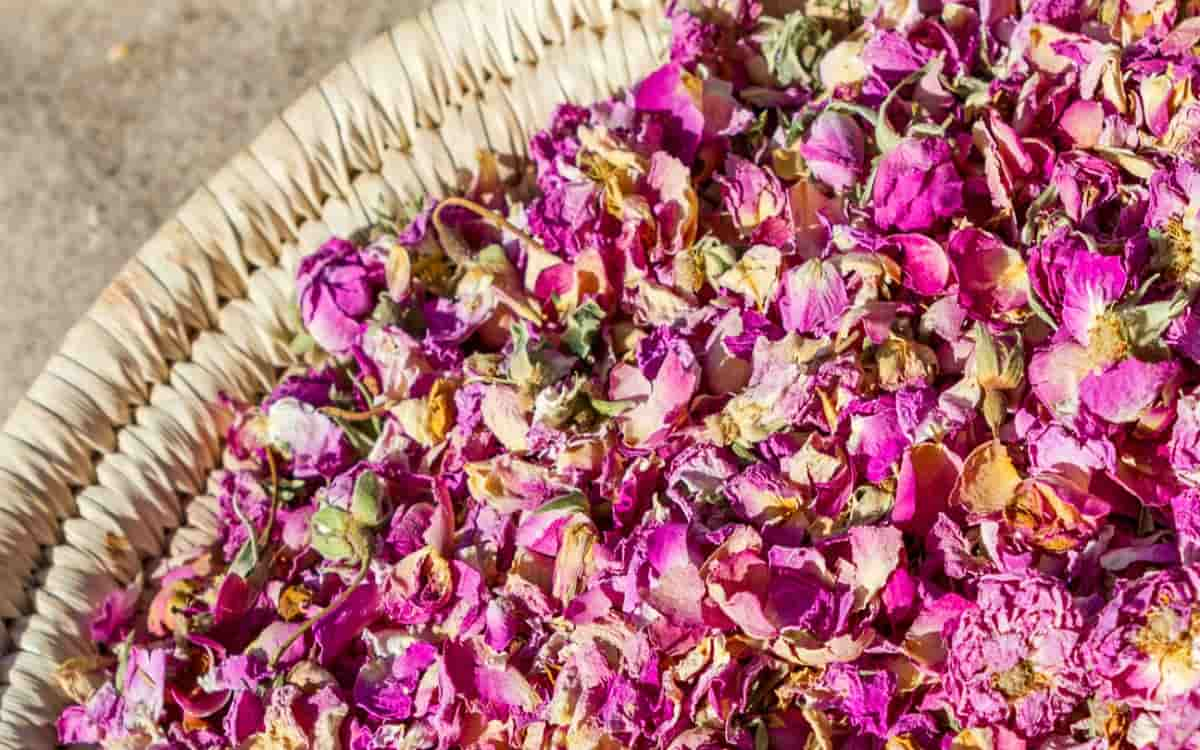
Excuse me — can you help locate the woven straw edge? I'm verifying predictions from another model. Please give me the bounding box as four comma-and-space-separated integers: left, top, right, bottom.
0, 0, 668, 744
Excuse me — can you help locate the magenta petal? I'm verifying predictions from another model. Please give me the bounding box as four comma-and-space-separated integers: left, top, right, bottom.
621, 334, 700, 447
213, 573, 253, 628
849, 525, 904, 604
872, 138, 964, 232
895, 443, 962, 536
715, 155, 790, 235
124, 647, 167, 723
941, 574, 1091, 736
768, 552, 846, 638
893, 234, 952, 296
800, 111, 865, 191
1172, 491, 1200, 565
1170, 393, 1200, 479
847, 397, 909, 482
224, 690, 265, 745
1081, 358, 1180, 424
779, 258, 849, 335
704, 529, 776, 639
57, 683, 120, 745
251, 622, 307, 669
313, 580, 382, 666
89, 581, 139, 645
821, 663, 897, 737
949, 226, 1029, 318
169, 685, 230, 718
1060, 252, 1127, 345
475, 661, 542, 720
1167, 302, 1200, 364
1058, 100, 1104, 147
353, 642, 438, 721
634, 62, 704, 163
881, 566, 918, 626
1030, 341, 1092, 424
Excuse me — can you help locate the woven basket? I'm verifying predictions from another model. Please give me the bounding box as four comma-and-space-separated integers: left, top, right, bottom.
0, 1, 668, 744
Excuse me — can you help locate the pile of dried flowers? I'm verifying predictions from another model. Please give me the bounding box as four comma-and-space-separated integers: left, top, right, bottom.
57, 0, 1200, 747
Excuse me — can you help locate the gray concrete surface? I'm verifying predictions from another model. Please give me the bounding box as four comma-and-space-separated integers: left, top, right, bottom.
0, 0, 434, 417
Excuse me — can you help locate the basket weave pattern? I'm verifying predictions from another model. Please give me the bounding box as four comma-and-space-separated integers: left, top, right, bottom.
0, 1, 667, 743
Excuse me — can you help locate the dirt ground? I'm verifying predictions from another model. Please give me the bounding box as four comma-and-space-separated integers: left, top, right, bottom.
0, 0, 433, 417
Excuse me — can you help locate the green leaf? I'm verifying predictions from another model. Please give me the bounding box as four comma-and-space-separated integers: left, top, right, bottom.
825, 101, 879, 127
310, 506, 357, 562
508, 322, 536, 384
746, 110, 771, 146
782, 112, 808, 147
695, 236, 737, 283
1020, 184, 1059, 246
289, 332, 317, 356
350, 470, 385, 527
589, 396, 636, 417
475, 243, 511, 271
908, 121, 948, 139
731, 441, 758, 463
113, 630, 135, 695
972, 323, 1001, 385
371, 295, 401, 325
564, 300, 606, 360
230, 541, 258, 579
229, 495, 259, 578
762, 11, 834, 87
1124, 294, 1188, 352
433, 222, 472, 265
1026, 288, 1060, 330
876, 55, 945, 155
858, 154, 883, 208
531, 375, 586, 429
533, 491, 590, 516
1123, 272, 1162, 309
329, 416, 377, 457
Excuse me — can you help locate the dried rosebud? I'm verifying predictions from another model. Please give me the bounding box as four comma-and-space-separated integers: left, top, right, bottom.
876, 337, 940, 391
297, 238, 386, 356
972, 324, 1025, 392
716, 155, 791, 241
309, 506, 353, 561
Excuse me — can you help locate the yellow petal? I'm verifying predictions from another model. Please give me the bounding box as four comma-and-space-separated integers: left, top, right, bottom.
955, 440, 1022, 514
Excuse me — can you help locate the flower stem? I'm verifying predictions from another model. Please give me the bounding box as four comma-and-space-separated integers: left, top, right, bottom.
268, 554, 370, 669
350, 375, 384, 435
320, 402, 396, 422
258, 448, 281, 548
433, 196, 546, 255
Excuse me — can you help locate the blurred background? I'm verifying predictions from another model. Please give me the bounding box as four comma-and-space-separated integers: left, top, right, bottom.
0, 0, 434, 416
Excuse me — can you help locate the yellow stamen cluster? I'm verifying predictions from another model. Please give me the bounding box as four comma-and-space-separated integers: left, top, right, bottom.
991, 659, 1051, 701
1087, 311, 1130, 367
1151, 216, 1196, 284
1131, 606, 1199, 669
411, 249, 454, 295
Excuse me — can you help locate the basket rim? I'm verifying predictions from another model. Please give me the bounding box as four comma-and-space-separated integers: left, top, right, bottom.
0, 0, 667, 744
